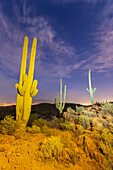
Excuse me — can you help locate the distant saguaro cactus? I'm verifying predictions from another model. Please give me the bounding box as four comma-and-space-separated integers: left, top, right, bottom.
15, 36, 38, 126
55, 79, 66, 116
86, 69, 96, 105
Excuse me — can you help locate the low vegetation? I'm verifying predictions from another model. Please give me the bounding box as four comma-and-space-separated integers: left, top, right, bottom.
0, 102, 113, 169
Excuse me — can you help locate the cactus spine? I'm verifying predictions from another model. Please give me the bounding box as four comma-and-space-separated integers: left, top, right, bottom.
15, 36, 38, 126
86, 69, 96, 105
55, 79, 66, 116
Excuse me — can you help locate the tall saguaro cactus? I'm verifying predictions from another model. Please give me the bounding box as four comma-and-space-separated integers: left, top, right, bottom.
15, 36, 38, 125
55, 79, 66, 116
86, 69, 96, 105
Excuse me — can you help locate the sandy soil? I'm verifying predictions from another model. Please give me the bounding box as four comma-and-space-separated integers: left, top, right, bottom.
0, 130, 108, 170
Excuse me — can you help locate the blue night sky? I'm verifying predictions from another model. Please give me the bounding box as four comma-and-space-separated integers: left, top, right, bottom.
0, 0, 113, 104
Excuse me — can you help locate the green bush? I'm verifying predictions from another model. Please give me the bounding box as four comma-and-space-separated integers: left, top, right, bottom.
36, 133, 78, 165
41, 125, 49, 133
46, 129, 60, 137
78, 115, 91, 129
67, 107, 75, 114
47, 116, 59, 128
60, 121, 75, 131
81, 110, 96, 117
76, 106, 84, 113
37, 136, 63, 160
0, 115, 25, 135
26, 125, 41, 134
101, 101, 113, 115
100, 128, 113, 167
32, 118, 47, 129
28, 113, 40, 126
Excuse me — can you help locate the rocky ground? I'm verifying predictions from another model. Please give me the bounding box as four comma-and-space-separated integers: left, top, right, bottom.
0, 102, 113, 170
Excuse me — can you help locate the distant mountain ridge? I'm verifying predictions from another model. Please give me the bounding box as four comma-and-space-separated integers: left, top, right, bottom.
0, 99, 54, 106
32, 99, 54, 104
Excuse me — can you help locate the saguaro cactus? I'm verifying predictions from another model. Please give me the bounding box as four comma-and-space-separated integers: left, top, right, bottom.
15, 36, 38, 125
55, 79, 66, 116
86, 69, 96, 105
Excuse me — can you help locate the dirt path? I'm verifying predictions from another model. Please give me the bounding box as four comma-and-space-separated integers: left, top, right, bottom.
0, 131, 107, 170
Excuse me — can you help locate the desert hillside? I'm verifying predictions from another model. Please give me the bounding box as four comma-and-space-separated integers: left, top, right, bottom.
0, 102, 113, 170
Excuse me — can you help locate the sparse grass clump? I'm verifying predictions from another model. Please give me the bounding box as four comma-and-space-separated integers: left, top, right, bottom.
100, 128, 113, 168
60, 120, 75, 131
26, 125, 41, 134
78, 115, 91, 129
67, 107, 75, 114
47, 116, 59, 129
36, 132, 78, 166
46, 128, 60, 137
101, 101, 113, 116
32, 118, 47, 129
28, 113, 40, 126
76, 106, 85, 113
0, 115, 25, 135
100, 129, 113, 155
41, 125, 49, 133
37, 136, 63, 160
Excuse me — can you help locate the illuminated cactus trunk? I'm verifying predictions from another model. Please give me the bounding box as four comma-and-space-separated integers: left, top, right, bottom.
86, 69, 96, 105
55, 79, 66, 116
15, 36, 38, 126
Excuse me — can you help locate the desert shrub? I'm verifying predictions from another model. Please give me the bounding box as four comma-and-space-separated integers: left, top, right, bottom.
41, 125, 49, 133
26, 125, 41, 134
32, 118, 47, 129
67, 107, 75, 114
96, 122, 104, 130
76, 106, 84, 113
100, 129, 113, 155
74, 124, 85, 137
81, 110, 96, 117
36, 135, 77, 165
78, 115, 91, 129
57, 117, 63, 123
100, 130, 113, 170
46, 129, 60, 137
60, 131, 74, 148
47, 116, 59, 128
101, 101, 113, 115
28, 113, 40, 126
59, 148, 77, 165
59, 132, 78, 165
0, 115, 25, 135
60, 121, 75, 131
37, 136, 63, 160
109, 123, 113, 133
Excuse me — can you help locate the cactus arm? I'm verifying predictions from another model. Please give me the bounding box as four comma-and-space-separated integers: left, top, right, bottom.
60, 79, 62, 113
30, 80, 38, 94
88, 69, 92, 91
15, 37, 28, 121
89, 70, 94, 105
15, 37, 38, 125
30, 89, 38, 97
22, 38, 38, 124
55, 79, 66, 115
62, 85, 66, 109
30, 80, 38, 97
27, 38, 37, 87
19, 37, 28, 85
93, 88, 96, 93
55, 93, 60, 109
86, 88, 90, 92
86, 69, 96, 105
15, 74, 28, 96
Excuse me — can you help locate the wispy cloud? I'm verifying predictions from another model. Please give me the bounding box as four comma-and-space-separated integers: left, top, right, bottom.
48, 0, 99, 5
82, 1, 113, 75
0, 2, 78, 79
